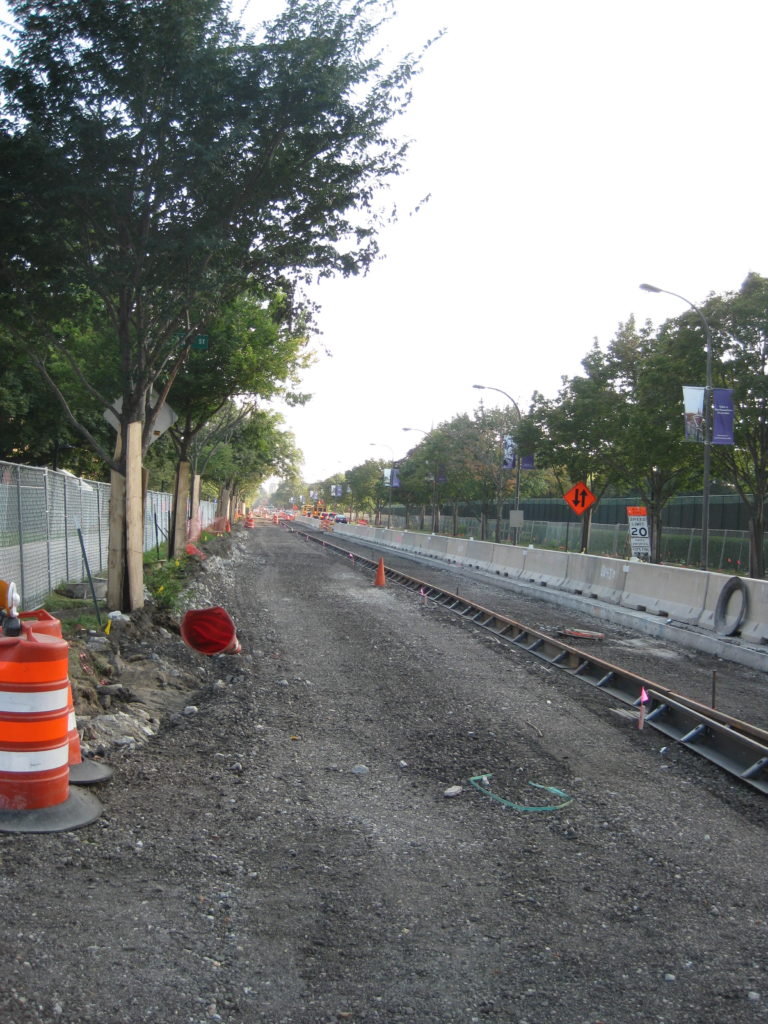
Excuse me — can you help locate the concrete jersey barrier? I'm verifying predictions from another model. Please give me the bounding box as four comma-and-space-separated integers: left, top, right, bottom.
291, 520, 766, 646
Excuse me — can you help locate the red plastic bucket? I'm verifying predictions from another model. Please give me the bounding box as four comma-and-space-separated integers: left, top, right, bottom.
180, 607, 241, 656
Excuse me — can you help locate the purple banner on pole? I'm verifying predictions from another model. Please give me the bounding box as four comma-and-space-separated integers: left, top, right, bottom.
521, 454, 535, 470
712, 388, 734, 445
502, 436, 516, 470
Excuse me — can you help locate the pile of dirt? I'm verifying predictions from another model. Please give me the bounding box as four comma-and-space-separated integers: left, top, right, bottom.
67, 534, 240, 758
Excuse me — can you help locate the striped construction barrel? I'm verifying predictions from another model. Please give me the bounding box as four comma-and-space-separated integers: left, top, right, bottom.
18, 609, 63, 639
16, 613, 83, 766
0, 630, 71, 811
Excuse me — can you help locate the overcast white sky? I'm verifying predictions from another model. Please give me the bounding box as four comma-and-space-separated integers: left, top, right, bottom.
258, 0, 768, 483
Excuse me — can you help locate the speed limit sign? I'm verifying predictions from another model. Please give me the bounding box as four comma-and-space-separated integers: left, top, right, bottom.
626, 506, 651, 559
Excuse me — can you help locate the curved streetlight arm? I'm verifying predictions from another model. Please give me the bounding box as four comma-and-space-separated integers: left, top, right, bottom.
639, 283, 712, 359
472, 383, 522, 419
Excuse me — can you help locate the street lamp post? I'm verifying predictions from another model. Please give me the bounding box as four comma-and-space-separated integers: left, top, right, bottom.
472, 384, 523, 544
370, 443, 394, 527
640, 283, 713, 570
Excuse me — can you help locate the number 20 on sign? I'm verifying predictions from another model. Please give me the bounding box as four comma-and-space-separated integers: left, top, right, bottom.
563, 481, 596, 516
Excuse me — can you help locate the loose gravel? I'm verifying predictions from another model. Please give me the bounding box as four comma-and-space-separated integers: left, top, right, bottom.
1, 522, 766, 1024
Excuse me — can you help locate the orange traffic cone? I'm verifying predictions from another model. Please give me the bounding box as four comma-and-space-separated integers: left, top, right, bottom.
374, 557, 386, 587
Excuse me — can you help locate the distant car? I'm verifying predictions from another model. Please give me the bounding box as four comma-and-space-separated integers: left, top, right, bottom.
334, 514, 348, 523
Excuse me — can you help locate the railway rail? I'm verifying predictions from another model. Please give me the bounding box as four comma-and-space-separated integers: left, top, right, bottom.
286, 523, 768, 796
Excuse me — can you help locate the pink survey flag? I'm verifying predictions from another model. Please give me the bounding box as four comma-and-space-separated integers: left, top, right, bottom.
638, 687, 649, 729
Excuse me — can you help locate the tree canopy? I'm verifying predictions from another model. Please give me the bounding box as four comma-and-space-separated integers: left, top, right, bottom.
0, 0, 429, 467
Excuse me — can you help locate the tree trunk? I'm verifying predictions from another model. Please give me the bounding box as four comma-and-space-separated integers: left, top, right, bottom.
651, 508, 663, 563
106, 423, 144, 611
579, 507, 592, 553
107, 458, 126, 611
169, 460, 191, 558
124, 422, 145, 610
748, 509, 766, 578
189, 474, 202, 538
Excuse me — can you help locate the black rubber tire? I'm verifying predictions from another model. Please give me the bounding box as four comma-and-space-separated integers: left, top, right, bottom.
713, 575, 748, 636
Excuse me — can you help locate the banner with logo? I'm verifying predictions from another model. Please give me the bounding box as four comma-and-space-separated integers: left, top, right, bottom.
502, 436, 516, 469
712, 388, 734, 445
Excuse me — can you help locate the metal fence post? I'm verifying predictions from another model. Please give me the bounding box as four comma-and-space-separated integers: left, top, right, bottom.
62, 475, 70, 582
44, 469, 53, 597
14, 466, 26, 603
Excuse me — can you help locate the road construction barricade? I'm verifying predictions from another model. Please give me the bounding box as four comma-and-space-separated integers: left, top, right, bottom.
587, 557, 626, 605
0, 625, 103, 831
520, 547, 569, 589
560, 552, 604, 596
486, 543, 526, 579
400, 532, 431, 556
620, 561, 708, 623
462, 539, 499, 573
697, 573, 766, 642
0, 630, 70, 810
422, 534, 451, 561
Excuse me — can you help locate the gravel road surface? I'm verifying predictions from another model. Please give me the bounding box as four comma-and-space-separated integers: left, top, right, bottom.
1, 522, 767, 1024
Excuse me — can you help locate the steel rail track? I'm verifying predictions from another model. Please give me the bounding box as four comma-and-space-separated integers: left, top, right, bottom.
287, 524, 768, 795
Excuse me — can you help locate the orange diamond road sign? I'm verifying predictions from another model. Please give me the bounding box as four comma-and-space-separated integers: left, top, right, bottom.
563, 481, 596, 516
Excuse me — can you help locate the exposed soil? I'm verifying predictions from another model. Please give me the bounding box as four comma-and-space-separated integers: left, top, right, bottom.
1, 521, 767, 1024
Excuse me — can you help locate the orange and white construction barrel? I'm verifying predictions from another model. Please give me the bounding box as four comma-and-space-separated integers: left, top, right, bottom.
0, 629, 102, 832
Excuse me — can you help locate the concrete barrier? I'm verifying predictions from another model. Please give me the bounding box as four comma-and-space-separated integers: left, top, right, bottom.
698, 574, 768, 643
295, 521, 766, 644
561, 553, 605, 596
520, 547, 569, 589
458, 539, 495, 571
739, 578, 768, 644
620, 561, 708, 623
422, 534, 451, 560
487, 544, 526, 579
589, 557, 626, 604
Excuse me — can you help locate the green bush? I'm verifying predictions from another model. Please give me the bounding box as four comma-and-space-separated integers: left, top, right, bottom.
144, 557, 190, 612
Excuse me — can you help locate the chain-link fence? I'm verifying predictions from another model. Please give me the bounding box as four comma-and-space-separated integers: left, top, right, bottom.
0, 461, 218, 609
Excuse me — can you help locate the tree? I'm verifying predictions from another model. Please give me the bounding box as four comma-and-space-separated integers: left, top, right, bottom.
0, 0, 427, 607
162, 285, 311, 552
530, 363, 617, 552
577, 319, 702, 562
705, 273, 768, 577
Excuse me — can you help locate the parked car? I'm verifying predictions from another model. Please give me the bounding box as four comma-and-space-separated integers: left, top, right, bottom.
334, 514, 348, 523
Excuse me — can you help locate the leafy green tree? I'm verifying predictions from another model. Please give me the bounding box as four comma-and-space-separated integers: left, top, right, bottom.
204, 409, 299, 509
705, 273, 768, 577
345, 459, 383, 520
0, 0, 426, 603
571, 319, 702, 561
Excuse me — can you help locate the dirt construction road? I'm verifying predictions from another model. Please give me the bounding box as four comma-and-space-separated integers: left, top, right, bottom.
1, 522, 767, 1024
